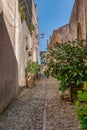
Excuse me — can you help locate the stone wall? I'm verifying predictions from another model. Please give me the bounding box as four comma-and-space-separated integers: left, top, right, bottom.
69, 0, 86, 40
86, 1, 87, 38
49, 24, 70, 48
32, 1, 38, 62
49, 0, 87, 47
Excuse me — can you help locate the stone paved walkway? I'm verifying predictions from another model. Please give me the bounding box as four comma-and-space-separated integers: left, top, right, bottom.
0, 74, 81, 130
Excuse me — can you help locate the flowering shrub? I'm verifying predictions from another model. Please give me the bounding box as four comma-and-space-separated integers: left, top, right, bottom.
44, 40, 87, 92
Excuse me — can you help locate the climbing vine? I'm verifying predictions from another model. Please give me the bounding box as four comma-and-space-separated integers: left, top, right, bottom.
18, 1, 34, 34
18, 2, 26, 22
27, 23, 34, 34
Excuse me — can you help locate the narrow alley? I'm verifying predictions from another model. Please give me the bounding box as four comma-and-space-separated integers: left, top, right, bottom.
0, 73, 80, 130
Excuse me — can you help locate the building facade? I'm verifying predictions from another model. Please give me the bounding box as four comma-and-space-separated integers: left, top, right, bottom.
49, 0, 87, 48
0, 0, 38, 114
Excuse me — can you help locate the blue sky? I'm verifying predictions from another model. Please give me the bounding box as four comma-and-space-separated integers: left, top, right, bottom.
34, 0, 75, 63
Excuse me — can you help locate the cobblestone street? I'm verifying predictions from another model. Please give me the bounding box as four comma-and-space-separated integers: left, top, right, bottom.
0, 74, 81, 130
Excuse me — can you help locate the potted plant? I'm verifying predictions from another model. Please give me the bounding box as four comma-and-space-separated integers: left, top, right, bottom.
25, 61, 40, 88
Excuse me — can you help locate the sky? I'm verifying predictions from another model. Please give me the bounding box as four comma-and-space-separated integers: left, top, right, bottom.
34, 0, 75, 63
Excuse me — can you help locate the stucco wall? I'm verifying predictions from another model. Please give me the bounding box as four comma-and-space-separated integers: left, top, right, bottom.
0, 0, 38, 113
0, 12, 18, 114
18, 19, 34, 87
17, 0, 38, 86
19, 0, 38, 63
0, 0, 38, 88
18, 0, 38, 86
0, 0, 17, 49
1, 0, 39, 87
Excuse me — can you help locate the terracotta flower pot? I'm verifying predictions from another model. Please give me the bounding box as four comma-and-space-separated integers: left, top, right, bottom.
26, 73, 35, 88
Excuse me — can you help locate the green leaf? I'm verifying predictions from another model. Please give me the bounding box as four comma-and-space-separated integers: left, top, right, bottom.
83, 82, 87, 90
75, 100, 80, 107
